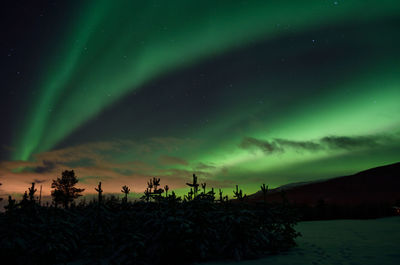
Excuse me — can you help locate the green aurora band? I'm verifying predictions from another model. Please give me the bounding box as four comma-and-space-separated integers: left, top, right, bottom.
12, 0, 400, 192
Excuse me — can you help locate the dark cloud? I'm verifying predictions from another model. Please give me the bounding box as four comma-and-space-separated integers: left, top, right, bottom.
239, 137, 283, 154
33, 179, 47, 184
274, 139, 322, 151
321, 136, 380, 150
239, 137, 319, 154
34, 160, 57, 173
240, 134, 394, 154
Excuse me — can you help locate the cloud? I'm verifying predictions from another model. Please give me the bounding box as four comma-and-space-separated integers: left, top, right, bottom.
240, 133, 396, 154
33, 179, 47, 184
0, 137, 207, 196
32, 160, 57, 173
320, 136, 381, 150
274, 139, 322, 151
239, 137, 283, 154
158, 155, 188, 166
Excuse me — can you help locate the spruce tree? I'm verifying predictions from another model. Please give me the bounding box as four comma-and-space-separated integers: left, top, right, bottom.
121, 185, 130, 203
51, 170, 85, 208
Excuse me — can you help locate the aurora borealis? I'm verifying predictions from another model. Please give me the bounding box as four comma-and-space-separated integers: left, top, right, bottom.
1, 0, 400, 198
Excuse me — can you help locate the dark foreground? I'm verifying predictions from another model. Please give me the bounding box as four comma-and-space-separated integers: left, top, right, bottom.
201, 217, 400, 265
0, 197, 299, 265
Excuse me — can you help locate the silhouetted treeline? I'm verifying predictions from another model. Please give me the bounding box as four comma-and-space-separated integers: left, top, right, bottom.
0, 173, 300, 265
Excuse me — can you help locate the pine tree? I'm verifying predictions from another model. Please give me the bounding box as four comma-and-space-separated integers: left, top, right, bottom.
121, 185, 130, 202
28, 182, 37, 202
233, 185, 247, 201
51, 170, 85, 208
260, 184, 268, 204
20, 191, 29, 208
164, 185, 169, 197
201, 183, 207, 194
151, 177, 164, 197
4, 195, 16, 212
186, 174, 199, 197
95, 182, 103, 204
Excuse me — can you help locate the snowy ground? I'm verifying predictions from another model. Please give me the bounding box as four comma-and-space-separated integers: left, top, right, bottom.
199, 217, 400, 265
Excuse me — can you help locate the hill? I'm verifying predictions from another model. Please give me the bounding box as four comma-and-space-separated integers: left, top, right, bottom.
248, 162, 400, 206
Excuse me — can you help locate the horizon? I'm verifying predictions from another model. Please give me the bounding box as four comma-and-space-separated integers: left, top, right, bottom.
1, 1, 400, 200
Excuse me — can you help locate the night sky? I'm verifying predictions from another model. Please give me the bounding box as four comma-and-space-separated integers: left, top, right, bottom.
1, 0, 400, 198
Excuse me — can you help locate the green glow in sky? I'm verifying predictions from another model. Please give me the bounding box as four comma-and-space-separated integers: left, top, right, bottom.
9, 0, 400, 194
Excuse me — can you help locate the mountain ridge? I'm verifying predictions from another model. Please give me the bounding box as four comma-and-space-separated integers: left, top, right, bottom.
247, 162, 400, 206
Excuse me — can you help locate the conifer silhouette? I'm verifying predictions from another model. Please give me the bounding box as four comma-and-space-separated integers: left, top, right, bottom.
51, 170, 85, 208
208, 187, 215, 198
233, 184, 247, 201
0, 173, 301, 264
20, 191, 29, 208
28, 182, 37, 202
261, 184, 268, 204
185, 188, 194, 201
219, 189, 224, 203
151, 177, 164, 196
121, 185, 130, 202
186, 174, 199, 197
4, 195, 16, 212
142, 188, 151, 202
201, 183, 206, 194
95, 182, 103, 204
164, 185, 169, 197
